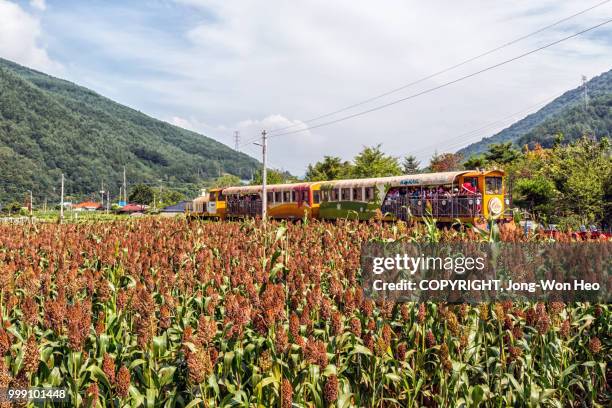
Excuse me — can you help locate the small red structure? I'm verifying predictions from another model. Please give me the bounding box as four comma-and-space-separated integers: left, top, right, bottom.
119, 203, 147, 214
73, 201, 102, 211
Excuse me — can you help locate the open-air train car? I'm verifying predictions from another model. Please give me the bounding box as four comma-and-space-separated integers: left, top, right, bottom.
187, 170, 510, 224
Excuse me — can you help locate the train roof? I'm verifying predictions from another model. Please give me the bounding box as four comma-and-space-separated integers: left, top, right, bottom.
219, 170, 503, 194
192, 195, 210, 204
222, 182, 310, 195
316, 171, 470, 188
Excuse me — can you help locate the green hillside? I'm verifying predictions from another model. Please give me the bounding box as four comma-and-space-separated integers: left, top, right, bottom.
517, 94, 612, 148
457, 68, 612, 157
0, 57, 259, 205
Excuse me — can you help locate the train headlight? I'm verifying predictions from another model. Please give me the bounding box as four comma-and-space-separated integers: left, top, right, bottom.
488, 197, 503, 217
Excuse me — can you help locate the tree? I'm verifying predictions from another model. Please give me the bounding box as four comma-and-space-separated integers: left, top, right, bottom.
129, 183, 154, 204
429, 152, 462, 172
401, 155, 421, 174
351, 145, 402, 178
305, 156, 353, 181
484, 142, 521, 164
212, 174, 241, 188
2, 201, 22, 214
513, 176, 557, 217
157, 189, 185, 207
507, 136, 611, 227
251, 169, 296, 185
545, 136, 610, 224
463, 154, 487, 169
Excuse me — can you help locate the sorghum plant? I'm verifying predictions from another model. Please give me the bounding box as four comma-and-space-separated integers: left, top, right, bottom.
0, 219, 608, 407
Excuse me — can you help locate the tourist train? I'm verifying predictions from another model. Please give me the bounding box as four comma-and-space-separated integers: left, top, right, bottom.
186, 170, 510, 224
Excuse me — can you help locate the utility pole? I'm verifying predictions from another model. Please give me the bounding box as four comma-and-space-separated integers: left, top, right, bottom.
106, 191, 110, 214
100, 181, 105, 209
159, 179, 163, 208
234, 130, 240, 151
261, 130, 268, 220
253, 130, 268, 220
123, 166, 127, 204
60, 173, 65, 224
29, 190, 33, 217
582, 75, 588, 111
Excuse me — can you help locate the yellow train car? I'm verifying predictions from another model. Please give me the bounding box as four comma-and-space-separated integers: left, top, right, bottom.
458, 170, 506, 220
222, 183, 314, 219
186, 188, 227, 219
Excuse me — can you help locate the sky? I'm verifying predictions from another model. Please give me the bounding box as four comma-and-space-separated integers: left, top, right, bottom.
1, 0, 611, 175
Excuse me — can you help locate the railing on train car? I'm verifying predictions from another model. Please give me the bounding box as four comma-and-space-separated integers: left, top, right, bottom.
381, 195, 481, 220
227, 200, 262, 217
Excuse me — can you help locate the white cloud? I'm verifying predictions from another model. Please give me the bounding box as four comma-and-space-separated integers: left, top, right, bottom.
30, 0, 46, 11
158, 0, 611, 173
169, 115, 228, 136
4, 0, 610, 175
0, 0, 60, 72
167, 113, 323, 173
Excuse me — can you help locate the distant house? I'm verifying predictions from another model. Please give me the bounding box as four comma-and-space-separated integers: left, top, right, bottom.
160, 201, 189, 217
73, 201, 102, 211
118, 203, 147, 214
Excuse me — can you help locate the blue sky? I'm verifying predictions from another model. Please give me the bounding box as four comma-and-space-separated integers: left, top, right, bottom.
1, 0, 611, 175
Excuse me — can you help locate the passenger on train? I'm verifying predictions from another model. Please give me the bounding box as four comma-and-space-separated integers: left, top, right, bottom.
462, 181, 478, 194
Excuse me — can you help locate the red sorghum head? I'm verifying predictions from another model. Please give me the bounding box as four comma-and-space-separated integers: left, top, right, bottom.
116, 365, 130, 399
324, 375, 339, 404
281, 379, 292, 408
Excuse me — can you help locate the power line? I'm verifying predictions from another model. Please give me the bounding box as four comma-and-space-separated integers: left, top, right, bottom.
401, 93, 561, 159
243, 144, 284, 171
266, 18, 612, 140
255, 0, 611, 137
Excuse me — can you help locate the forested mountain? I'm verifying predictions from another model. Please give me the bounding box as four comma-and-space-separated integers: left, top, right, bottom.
517, 94, 612, 148
0, 57, 259, 205
458, 68, 612, 157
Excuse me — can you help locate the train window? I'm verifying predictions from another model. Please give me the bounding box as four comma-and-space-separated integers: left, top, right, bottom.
283, 191, 291, 202
485, 177, 503, 195
218, 192, 225, 201
331, 189, 339, 201
275, 191, 282, 202
364, 187, 374, 200
313, 191, 320, 204
322, 190, 330, 202
209, 192, 216, 201
302, 190, 309, 202
267, 192, 274, 203
353, 188, 363, 201
291, 191, 296, 202
465, 177, 478, 188
341, 188, 351, 201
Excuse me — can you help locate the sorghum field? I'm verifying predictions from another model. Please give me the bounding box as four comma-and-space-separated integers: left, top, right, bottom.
0, 218, 609, 407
